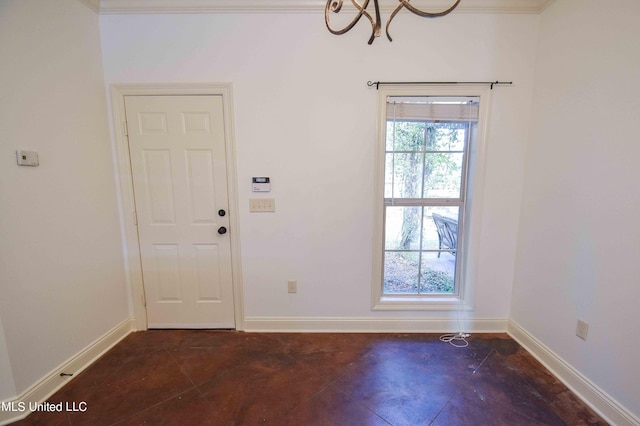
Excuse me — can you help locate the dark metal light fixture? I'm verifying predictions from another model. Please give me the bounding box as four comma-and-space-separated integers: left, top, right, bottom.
325, 0, 461, 44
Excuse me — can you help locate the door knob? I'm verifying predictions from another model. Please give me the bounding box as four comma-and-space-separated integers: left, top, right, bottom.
218, 226, 227, 235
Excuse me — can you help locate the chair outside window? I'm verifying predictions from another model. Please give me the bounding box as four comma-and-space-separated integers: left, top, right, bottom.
432, 213, 458, 257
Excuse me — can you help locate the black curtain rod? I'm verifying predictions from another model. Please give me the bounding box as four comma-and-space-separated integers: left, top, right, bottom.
367, 80, 513, 90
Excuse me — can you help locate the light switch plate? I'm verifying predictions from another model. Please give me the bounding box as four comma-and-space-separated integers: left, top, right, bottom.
250, 198, 275, 212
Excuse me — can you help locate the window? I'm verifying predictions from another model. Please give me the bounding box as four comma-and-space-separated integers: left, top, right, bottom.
372, 87, 488, 310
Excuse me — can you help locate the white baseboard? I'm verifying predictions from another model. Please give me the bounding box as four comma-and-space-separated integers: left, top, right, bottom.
507, 320, 639, 426
0, 318, 135, 426
243, 316, 508, 333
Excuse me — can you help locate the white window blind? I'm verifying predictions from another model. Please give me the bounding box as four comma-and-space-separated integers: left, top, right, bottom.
386, 97, 479, 122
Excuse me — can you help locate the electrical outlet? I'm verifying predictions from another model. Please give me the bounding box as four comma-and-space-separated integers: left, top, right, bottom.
287, 280, 297, 293
576, 319, 589, 341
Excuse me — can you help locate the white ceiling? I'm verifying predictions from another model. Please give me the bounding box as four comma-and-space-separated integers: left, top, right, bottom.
79, 0, 555, 14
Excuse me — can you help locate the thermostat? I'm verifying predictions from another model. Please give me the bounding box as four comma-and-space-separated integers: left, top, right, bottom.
16, 150, 39, 167
252, 177, 271, 192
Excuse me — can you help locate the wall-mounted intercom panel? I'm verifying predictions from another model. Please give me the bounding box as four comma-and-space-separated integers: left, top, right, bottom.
252, 177, 271, 192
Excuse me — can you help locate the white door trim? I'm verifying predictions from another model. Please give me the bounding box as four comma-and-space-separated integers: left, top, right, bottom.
110, 83, 244, 331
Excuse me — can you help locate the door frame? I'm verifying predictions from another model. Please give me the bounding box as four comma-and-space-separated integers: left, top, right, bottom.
110, 83, 244, 331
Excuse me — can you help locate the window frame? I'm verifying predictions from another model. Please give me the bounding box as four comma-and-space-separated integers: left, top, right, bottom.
371, 86, 492, 310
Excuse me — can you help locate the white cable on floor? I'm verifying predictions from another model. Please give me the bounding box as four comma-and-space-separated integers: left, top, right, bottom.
439, 332, 470, 348
440, 294, 470, 347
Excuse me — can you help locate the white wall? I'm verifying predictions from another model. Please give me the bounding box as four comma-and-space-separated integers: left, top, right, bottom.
0, 0, 129, 396
1, 0, 637, 419
0, 317, 16, 401
100, 11, 538, 322
511, 0, 640, 417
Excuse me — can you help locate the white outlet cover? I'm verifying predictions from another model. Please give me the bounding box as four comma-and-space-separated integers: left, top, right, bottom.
576, 319, 589, 341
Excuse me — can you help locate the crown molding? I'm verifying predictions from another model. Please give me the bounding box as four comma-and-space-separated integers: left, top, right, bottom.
97, 0, 555, 15
79, 0, 101, 13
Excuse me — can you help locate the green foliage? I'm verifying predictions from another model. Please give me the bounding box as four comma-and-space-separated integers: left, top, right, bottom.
420, 269, 454, 293
383, 252, 454, 294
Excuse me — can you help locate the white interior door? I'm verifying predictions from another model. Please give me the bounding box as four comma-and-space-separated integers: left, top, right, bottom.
125, 95, 235, 328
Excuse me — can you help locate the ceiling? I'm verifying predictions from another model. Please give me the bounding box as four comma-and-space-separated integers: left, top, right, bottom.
80, 0, 555, 14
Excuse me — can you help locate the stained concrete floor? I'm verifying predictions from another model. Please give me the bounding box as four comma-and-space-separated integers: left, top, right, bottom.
13, 331, 606, 425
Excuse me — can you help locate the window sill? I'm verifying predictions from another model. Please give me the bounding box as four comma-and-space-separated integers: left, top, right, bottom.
372, 295, 471, 311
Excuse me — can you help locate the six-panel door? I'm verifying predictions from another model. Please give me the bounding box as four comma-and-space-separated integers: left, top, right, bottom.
125, 95, 235, 328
